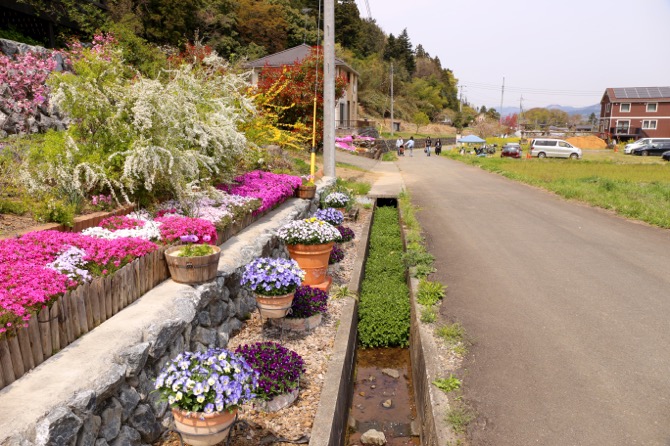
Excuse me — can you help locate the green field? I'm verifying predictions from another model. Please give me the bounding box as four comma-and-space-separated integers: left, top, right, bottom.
443, 149, 670, 228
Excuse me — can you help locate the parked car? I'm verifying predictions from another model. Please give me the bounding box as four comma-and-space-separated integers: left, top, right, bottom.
631, 142, 670, 156
530, 138, 582, 159
501, 144, 521, 158
662, 150, 670, 161
624, 138, 670, 154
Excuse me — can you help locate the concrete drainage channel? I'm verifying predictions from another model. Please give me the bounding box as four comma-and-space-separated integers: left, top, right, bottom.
310, 197, 455, 446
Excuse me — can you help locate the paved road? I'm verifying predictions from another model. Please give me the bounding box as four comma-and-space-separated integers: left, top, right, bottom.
397, 154, 670, 446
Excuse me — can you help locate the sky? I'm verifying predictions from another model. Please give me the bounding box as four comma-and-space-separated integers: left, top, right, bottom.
355, 0, 670, 110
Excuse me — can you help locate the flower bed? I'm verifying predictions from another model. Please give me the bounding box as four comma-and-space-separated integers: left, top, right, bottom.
217, 170, 302, 215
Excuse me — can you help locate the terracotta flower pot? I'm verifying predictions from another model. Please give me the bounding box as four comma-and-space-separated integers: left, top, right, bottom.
165, 246, 221, 284
296, 185, 316, 199
172, 408, 237, 446
286, 242, 334, 290
255, 292, 295, 318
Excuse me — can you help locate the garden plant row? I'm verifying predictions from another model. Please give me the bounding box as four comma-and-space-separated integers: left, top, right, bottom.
0, 171, 303, 391
358, 205, 411, 348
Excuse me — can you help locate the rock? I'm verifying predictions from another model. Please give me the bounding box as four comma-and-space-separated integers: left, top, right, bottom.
370, 385, 376, 389
99, 398, 123, 441
382, 399, 392, 408
118, 386, 141, 422
360, 429, 386, 445
381, 368, 400, 379
192, 326, 217, 346
94, 440, 109, 446
147, 389, 168, 419
348, 415, 357, 430
109, 426, 141, 446
137, 371, 154, 400
198, 311, 211, 327
93, 364, 126, 401
128, 404, 161, 443
217, 329, 230, 348
69, 390, 97, 413
76, 415, 101, 446
116, 343, 150, 378
35, 406, 83, 446
145, 320, 186, 360
209, 300, 227, 325
220, 318, 243, 337
410, 419, 421, 437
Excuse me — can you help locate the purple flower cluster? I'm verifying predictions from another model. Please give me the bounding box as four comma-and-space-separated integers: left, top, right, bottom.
240, 257, 304, 296
336, 225, 355, 242
235, 342, 304, 401
217, 170, 302, 215
288, 285, 328, 319
313, 208, 344, 226
329, 244, 344, 264
155, 349, 259, 413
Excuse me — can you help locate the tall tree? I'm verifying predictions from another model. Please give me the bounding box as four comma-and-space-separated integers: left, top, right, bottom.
334, 0, 363, 54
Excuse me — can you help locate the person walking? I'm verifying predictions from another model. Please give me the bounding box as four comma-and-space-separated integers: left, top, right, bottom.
425, 136, 432, 156
406, 136, 415, 157
396, 136, 404, 155
434, 138, 442, 156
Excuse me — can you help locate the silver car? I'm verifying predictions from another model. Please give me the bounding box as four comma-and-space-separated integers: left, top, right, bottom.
530, 138, 582, 159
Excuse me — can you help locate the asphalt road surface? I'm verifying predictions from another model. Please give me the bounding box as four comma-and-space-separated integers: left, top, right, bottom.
398, 154, 670, 446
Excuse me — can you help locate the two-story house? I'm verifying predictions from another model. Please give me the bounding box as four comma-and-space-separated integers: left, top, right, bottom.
247, 44, 359, 131
599, 87, 670, 141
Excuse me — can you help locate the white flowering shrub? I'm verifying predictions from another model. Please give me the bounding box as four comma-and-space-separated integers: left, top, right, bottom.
22, 39, 254, 204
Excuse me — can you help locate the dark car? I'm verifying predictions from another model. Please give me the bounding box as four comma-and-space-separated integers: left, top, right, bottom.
632, 142, 670, 156
662, 150, 670, 161
501, 143, 521, 158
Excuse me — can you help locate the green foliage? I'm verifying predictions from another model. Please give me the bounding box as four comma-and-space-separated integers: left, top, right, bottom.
177, 244, 216, 257
319, 182, 355, 209
381, 151, 398, 162
411, 111, 430, 133
433, 375, 461, 393
0, 199, 28, 215
398, 190, 436, 278
436, 323, 465, 345
358, 206, 410, 348
0, 27, 44, 46
446, 406, 475, 434
105, 23, 167, 78
420, 306, 437, 323
418, 279, 446, 306
337, 177, 371, 196
33, 198, 76, 227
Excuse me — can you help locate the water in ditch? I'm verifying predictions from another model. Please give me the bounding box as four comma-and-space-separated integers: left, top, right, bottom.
346, 348, 420, 446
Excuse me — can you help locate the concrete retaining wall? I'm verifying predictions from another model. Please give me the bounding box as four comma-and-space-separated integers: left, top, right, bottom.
0, 183, 332, 446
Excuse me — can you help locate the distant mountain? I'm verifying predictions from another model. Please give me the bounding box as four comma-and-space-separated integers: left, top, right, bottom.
499, 104, 600, 117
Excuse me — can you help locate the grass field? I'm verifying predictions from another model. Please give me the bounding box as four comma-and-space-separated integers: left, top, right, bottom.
443, 149, 670, 228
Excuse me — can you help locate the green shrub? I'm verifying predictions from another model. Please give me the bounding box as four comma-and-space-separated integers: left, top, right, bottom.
381, 151, 397, 162
0, 199, 28, 215
33, 198, 76, 227
433, 375, 461, 393
358, 206, 410, 348
418, 279, 446, 306
436, 323, 465, 344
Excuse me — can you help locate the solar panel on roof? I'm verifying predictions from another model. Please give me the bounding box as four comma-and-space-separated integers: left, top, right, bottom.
612, 87, 670, 99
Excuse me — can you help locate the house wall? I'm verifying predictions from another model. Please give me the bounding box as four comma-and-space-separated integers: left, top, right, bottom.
600, 94, 670, 140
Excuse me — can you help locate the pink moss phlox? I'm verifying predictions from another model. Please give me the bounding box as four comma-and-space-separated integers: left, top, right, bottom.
99, 215, 145, 231
155, 215, 218, 245
217, 171, 302, 215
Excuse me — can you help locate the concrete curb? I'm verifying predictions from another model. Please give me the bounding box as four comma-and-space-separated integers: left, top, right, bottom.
309, 204, 374, 446
408, 277, 459, 446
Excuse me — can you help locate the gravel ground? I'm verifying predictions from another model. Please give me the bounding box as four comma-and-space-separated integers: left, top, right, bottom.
156, 207, 372, 446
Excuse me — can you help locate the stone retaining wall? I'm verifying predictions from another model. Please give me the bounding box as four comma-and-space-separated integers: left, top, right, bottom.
0, 182, 332, 446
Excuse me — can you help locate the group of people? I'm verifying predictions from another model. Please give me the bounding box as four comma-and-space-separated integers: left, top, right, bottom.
395, 136, 442, 157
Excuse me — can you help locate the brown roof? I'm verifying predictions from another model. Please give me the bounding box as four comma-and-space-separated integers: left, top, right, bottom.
604, 86, 670, 103
247, 44, 358, 75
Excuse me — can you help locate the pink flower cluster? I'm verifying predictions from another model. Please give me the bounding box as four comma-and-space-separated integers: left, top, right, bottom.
217, 171, 302, 214
100, 215, 145, 231
0, 51, 57, 121
156, 216, 218, 245
0, 231, 157, 335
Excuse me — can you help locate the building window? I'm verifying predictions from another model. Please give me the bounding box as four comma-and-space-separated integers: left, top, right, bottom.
616, 120, 630, 133
642, 120, 657, 129
646, 103, 658, 112
620, 103, 631, 112
606, 103, 611, 113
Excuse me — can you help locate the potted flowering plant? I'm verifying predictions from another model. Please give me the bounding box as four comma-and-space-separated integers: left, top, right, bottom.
235, 342, 305, 412
272, 285, 328, 331
313, 208, 344, 226
323, 192, 350, 212
336, 225, 355, 243
241, 257, 305, 318
154, 349, 258, 446
296, 175, 316, 199
164, 233, 221, 284
329, 244, 344, 264
277, 217, 341, 290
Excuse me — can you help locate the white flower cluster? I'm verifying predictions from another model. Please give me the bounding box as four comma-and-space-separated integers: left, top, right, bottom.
81, 220, 162, 241
277, 218, 341, 245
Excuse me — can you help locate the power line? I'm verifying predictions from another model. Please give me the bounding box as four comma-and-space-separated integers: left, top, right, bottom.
363, 0, 372, 19
461, 80, 601, 97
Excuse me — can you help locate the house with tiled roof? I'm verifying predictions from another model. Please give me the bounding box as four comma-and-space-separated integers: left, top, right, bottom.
247, 44, 359, 131
599, 87, 670, 140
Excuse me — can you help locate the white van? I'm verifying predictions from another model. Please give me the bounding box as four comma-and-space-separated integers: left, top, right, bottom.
624, 138, 670, 154
530, 139, 582, 159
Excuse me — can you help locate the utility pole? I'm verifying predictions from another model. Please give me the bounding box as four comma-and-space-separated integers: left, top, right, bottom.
323, 0, 335, 177
459, 85, 464, 112
499, 77, 505, 123
390, 62, 394, 137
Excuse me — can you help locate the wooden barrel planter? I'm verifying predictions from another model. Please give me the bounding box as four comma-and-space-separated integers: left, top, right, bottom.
296, 185, 316, 199
164, 246, 221, 284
